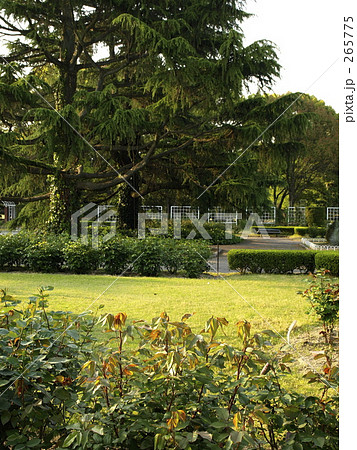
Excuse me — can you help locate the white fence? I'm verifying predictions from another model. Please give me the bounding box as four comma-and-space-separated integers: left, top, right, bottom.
246, 207, 276, 224
288, 207, 306, 225
301, 238, 339, 251
170, 206, 200, 220
327, 207, 339, 222
140, 205, 163, 220
207, 208, 241, 224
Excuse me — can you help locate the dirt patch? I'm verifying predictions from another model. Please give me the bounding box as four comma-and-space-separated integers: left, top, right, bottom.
289, 324, 339, 374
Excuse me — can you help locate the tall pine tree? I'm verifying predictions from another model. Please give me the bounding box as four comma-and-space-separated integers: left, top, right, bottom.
0, 0, 280, 230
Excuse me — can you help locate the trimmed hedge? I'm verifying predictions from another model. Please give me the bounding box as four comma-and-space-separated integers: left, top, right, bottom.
294, 227, 326, 238
228, 250, 316, 274
315, 251, 339, 276
228, 249, 339, 275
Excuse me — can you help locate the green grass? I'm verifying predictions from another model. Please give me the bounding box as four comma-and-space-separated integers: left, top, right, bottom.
0, 271, 337, 395
0, 272, 315, 335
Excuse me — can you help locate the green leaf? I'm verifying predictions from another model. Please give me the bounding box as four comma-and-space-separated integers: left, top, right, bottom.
197, 431, 212, 441
154, 433, 166, 450
1, 410, 11, 425
91, 425, 104, 435
313, 436, 325, 448
27, 439, 41, 448
54, 387, 71, 401
63, 431, 79, 448
284, 406, 300, 419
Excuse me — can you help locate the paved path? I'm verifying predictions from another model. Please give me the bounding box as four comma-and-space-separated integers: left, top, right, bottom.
208, 237, 304, 274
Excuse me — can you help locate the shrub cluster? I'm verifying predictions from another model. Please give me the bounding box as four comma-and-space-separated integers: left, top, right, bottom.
0, 289, 339, 449
0, 233, 212, 278
228, 249, 339, 275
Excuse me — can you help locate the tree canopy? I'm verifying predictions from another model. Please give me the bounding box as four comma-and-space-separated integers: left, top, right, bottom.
0, 0, 281, 230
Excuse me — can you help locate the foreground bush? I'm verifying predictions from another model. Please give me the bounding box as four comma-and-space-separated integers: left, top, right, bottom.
299, 271, 339, 344
0, 289, 338, 449
315, 251, 339, 276
228, 249, 316, 274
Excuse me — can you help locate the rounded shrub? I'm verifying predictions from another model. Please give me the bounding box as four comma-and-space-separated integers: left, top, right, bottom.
131, 237, 164, 276
177, 240, 212, 278
63, 241, 100, 274
315, 251, 339, 276
161, 239, 183, 274
100, 237, 133, 275
27, 239, 65, 273
0, 232, 33, 269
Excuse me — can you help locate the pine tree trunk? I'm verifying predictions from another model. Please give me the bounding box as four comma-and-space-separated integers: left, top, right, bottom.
47, 175, 80, 233
116, 177, 140, 230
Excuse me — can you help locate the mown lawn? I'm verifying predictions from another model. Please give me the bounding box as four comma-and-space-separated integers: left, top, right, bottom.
0, 272, 315, 333
0, 271, 337, 395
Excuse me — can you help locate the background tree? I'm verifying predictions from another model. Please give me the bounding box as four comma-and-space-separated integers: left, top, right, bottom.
0, 0, 280, 230
253, 94, 338, 215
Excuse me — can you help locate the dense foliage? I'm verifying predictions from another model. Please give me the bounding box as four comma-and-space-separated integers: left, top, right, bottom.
0, 287, 338, 449
0, 233, 212, 278
0, 0, 282, 230
227, 250, 317, 274
315, 251, 339, 277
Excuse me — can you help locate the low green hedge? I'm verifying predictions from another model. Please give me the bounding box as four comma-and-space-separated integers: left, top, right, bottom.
294, 227, 326, 238
228, 249, 339, 275
315, 251, 339, 276
228, 249, 316, 274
